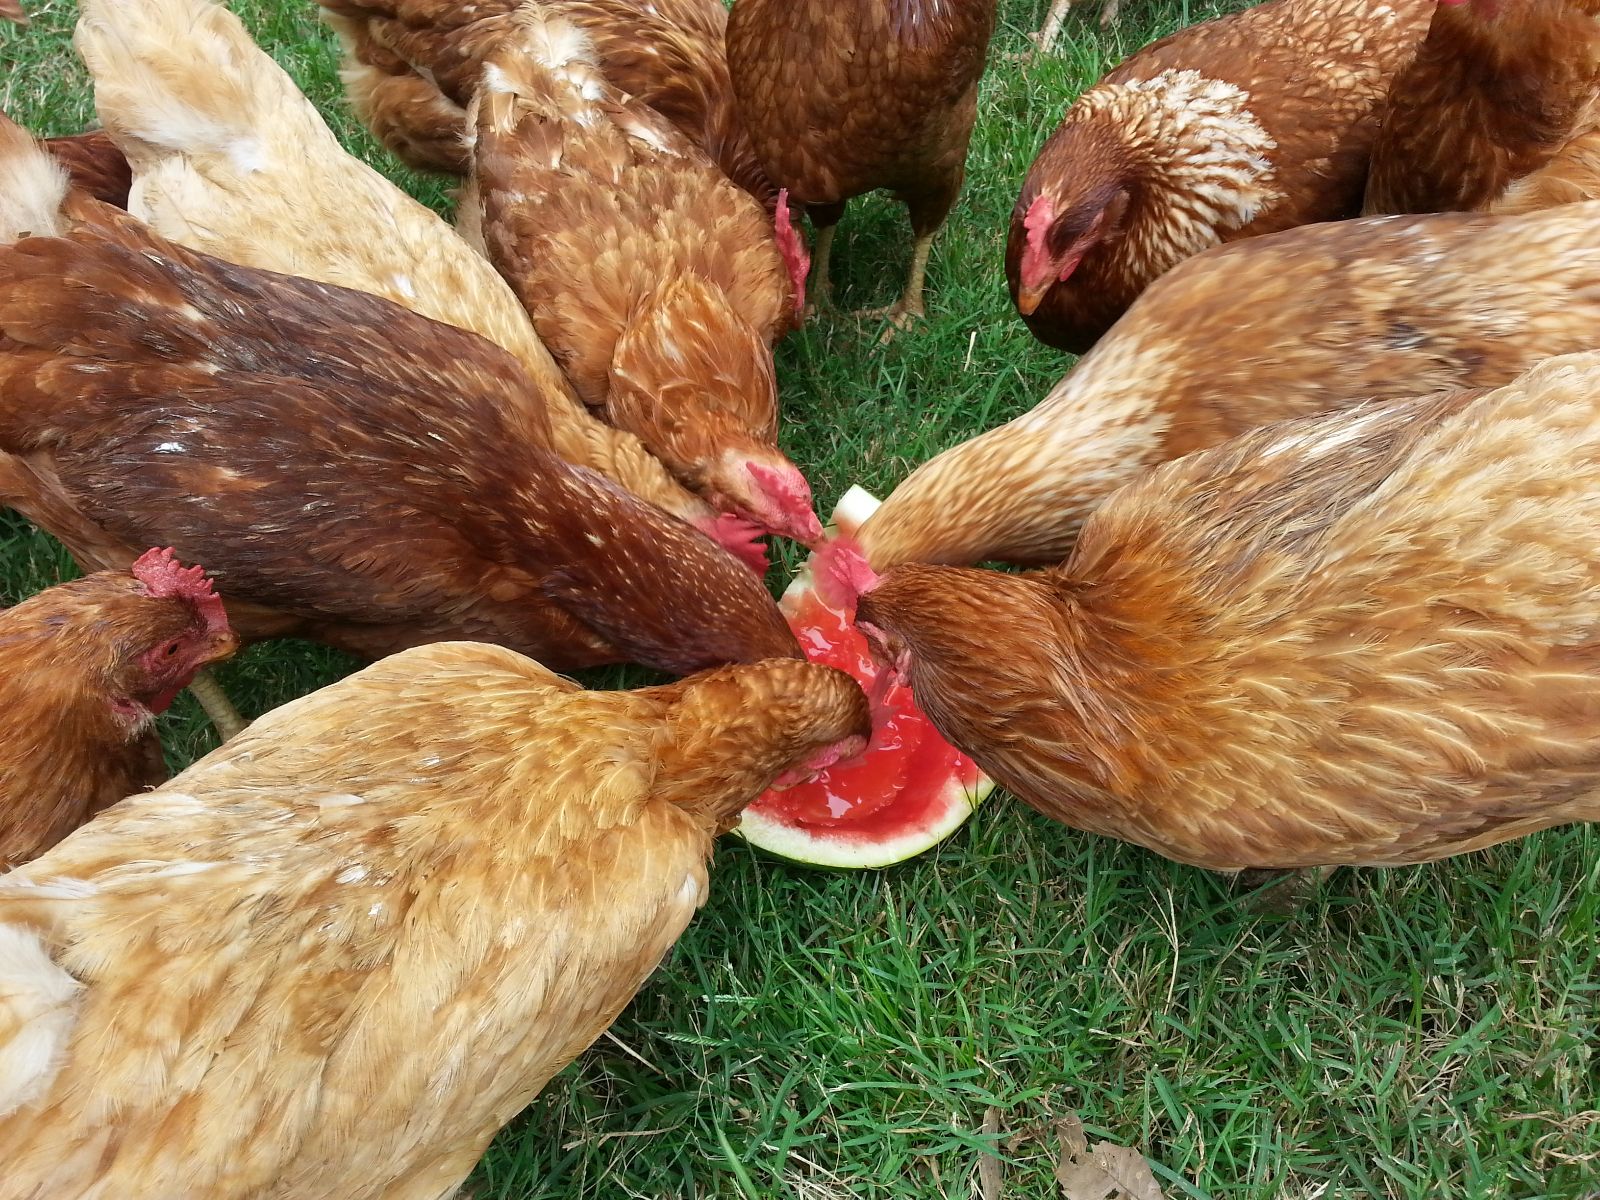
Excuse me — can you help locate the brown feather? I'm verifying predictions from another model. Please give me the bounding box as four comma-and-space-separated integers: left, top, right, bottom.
1008, 0, 1433, 354
859, 354, 1600, 870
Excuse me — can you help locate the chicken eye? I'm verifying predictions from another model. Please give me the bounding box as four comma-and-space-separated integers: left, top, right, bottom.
164, 641, 181, 657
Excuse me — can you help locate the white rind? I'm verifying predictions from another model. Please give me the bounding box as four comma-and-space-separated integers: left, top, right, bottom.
831, 486, 881, 538
734, 775, 992, 870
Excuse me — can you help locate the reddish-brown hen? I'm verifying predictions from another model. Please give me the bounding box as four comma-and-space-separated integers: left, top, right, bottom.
0, 645, 868, 1198
1009, 0, 1431, 354
1365, 0, 1600, 214
0, 550, 236, 871
321, 0, 779, 205
472, 6, 821, 547
0, 137, 799, 677
727, 0, 998, 332
856, 353, 1600, 871
858, 202, 1600, 574
37, 130, 130, 209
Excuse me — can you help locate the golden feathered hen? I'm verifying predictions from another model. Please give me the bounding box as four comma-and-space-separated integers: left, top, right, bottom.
471, 5, 821, 547
0, 643, 869, 1199
1009, 0, 1431, 354
0, 127, 799, 677
726, 0, 998, 332
0, 551, 236, 871
321, 0, 779, 206
1365, 0, 1600, 215
856, 353, 1600, 871
71, 0, 755, 564
855, 202, 1600, 575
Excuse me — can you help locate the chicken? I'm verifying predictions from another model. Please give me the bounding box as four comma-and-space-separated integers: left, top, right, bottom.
470, 6, 821, 547
0, 132, 800, 677
0, 642, 870, 1199
320, 0, 780, 207
0, 0, 23, 22
1364, 0, 1600, 215
855, 352, 1600, 872
726, 0, 998, 334
1008, 0, 1431, 354
0, 549, 236, 871
850, 202, 1600, 575
70, 0, 758, 570
1035, 0, 1120, 57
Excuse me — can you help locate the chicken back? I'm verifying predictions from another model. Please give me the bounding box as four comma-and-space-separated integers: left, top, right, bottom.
858, 353, 1600, 871
0, 156, 799, 676
0, 644, 868, 1199
863, 201, 1600, 574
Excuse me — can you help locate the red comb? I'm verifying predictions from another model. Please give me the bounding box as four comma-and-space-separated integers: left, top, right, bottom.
813, 535, 879, 615
699, 513, 770, 577
774, 188, 810, 318
131, 547, 230, 633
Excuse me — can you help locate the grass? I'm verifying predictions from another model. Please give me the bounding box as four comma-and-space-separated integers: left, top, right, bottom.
3, 1, 1598, 1196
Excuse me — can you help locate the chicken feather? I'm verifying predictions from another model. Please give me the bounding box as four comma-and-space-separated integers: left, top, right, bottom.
862, 203, 1600, 573
857, 353, 1600, 870
0, 140, 800, 675
471, 4, 821, 546
72, 0, 719, 542
0, 644, 869, 1199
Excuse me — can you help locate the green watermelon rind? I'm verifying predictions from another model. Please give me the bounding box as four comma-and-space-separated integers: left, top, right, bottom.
730, 485, 991, 870
732, 774, 992, 870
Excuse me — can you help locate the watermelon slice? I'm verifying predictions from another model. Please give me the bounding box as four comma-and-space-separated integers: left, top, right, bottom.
734, 487, 992, 869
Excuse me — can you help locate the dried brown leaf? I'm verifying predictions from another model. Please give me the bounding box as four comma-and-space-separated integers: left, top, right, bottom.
978, 1106, 1004, 1200
1053, 1114, 1165, 1200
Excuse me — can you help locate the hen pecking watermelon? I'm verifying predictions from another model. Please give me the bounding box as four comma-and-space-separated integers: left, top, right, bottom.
734, 487, 992, 868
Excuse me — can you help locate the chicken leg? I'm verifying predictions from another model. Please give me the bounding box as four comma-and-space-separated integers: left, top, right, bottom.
858, 232, 935, 345
187, 667, 247, 741
1036, 0, 1073, 55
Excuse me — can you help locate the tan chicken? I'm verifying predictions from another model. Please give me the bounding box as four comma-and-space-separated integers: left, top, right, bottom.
854, 352, 1600, 871
471, 6, 820, 547
854, 202, 1600, 574
726, 0, 998, 334
320, 0, 779, 207
1009, 0, 1432, 353
1365, 0, 1600, 215
71, 0, 758, 567
0, 550, 237, 871
0, 643, 870, 1199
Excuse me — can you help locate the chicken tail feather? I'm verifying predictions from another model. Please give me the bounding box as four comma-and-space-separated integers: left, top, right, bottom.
0, 113, 69, 244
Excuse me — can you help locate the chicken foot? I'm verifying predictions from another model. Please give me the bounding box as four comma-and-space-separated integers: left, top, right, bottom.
857, 230, 934, 346
1238, 865, 1335, 915
187, 666, 248, 741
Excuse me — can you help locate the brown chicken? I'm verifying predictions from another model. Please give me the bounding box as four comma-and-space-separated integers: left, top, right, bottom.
321, 0, 780, 206
472, 6, 821, 547
1008, 0, 1431, 354
726, 0, 998, 333
1365, 0, 1600, 215
71, 0, 755, 569
855, 352, 1600, 872
852, 202, 1600, 575
0, 643, 869, 1198
0, 550, 236, 871
0, 132, 799, 677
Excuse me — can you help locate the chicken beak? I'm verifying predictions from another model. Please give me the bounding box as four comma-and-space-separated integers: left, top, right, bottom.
206, 628, 241, 663
1015, 279, 1050, 317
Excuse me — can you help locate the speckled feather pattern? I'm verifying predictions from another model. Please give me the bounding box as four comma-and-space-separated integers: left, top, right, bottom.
73, 0, 708, 528
1365, 0, 1600, 214
726, 0, 996, 230
0, 194, 800, 674
471, 8, 799, 512
0, 645, 868, 1199
865, 203, 1600, 571
860, 352, 1600, 870
321, 0, 778, 205
1009, 0, 1432, 352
